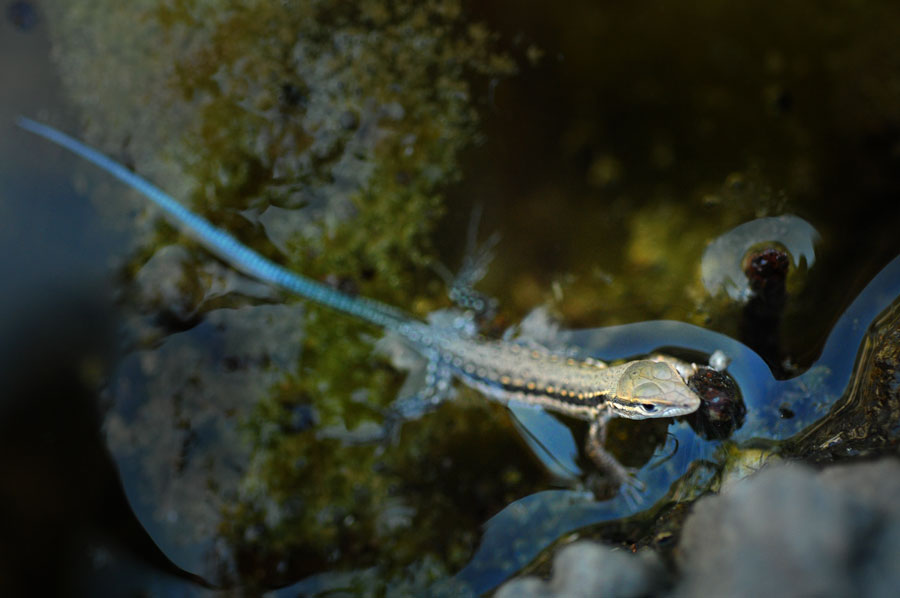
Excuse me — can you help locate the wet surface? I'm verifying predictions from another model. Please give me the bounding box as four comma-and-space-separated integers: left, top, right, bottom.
3, 1, 900, 595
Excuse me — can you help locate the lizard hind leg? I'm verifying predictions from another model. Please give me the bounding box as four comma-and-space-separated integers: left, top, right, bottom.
382, 359, 454, 443
435, 204, 500, 321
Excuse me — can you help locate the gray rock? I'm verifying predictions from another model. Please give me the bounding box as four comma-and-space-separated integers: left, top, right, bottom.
676, 459, 900, 598
495, 541, 666, 598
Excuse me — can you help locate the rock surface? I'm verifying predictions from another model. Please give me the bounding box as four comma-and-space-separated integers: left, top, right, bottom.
495, 541, 667, 598
497, 459, 900, 598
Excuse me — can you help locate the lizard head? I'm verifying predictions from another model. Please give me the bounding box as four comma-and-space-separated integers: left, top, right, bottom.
610, 360, 701, 420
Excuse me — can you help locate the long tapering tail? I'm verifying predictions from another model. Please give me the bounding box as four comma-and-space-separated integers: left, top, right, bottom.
17, 117, 412, 330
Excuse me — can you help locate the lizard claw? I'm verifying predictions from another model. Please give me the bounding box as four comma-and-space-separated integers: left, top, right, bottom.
618, 470, 646, 510
585, 466, 645, 506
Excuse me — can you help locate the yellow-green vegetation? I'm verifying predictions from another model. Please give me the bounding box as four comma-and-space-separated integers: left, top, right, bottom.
545, 171, 795, 332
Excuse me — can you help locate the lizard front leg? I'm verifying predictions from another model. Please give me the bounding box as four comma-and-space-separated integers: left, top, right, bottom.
585, 411, 644, 502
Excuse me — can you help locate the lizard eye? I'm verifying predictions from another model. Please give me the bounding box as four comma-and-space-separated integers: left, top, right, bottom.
641, 403, 657, 413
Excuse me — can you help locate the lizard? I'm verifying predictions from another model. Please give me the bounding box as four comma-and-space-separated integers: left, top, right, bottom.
17, 117, 702, 494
